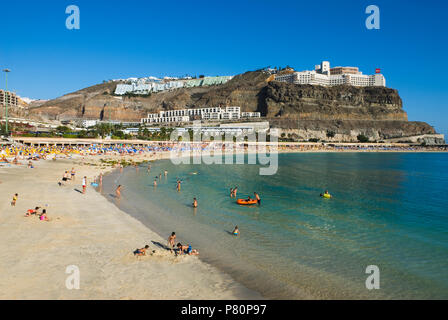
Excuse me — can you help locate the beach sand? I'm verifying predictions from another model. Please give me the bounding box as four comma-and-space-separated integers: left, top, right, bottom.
0, 154, 261, 299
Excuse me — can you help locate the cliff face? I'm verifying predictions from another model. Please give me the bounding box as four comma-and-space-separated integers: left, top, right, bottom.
28, 71, 440, 142
261, 82, 407, 121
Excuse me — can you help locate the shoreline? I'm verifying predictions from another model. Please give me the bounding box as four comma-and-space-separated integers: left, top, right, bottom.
0, 153, 261, 299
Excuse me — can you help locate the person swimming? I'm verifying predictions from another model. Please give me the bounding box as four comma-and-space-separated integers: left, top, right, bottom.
320, 190, 332, 198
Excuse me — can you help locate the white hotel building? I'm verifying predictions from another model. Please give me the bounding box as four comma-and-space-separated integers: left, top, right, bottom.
275, 61, 386, 87
141, 107, 261, 125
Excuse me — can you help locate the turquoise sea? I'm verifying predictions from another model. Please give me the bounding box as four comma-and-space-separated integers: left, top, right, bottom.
102, 153, 448, 299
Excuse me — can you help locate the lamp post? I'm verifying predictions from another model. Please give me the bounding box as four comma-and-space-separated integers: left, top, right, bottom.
2, 69, 11, 136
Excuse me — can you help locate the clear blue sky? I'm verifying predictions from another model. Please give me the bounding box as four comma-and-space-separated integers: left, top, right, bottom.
1, 0, 447, 135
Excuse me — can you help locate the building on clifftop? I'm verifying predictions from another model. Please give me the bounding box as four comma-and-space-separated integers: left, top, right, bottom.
274, 61, 386, 87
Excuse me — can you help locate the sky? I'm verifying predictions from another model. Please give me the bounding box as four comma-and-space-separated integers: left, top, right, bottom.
1, 0, 447, 135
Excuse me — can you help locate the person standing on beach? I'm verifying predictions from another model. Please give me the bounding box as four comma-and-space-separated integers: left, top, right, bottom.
11, 193, 18, 206
167, 232, 176, 250
99, 173, 103, 185
71, 168, 76, 181
82, 176, 87, 194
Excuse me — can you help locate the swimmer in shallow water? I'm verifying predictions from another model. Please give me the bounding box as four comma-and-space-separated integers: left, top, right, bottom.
254, 192, 261, 205
232, 187, 238, 198
116, 185, 122, 198
232, 226, 239, 236
320, 190, 331, 198
192, 198, 198, 208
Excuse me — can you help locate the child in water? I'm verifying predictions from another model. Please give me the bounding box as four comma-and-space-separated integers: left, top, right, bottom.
232, 226, 239, 236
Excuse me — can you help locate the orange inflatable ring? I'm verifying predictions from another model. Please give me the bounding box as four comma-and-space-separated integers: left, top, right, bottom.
237, 199, 258, 205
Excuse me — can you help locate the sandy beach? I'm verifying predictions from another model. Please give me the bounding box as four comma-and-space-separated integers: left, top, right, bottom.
0, 153, 261, 300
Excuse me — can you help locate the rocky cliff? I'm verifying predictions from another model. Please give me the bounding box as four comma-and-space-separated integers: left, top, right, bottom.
28, 71, 442, 143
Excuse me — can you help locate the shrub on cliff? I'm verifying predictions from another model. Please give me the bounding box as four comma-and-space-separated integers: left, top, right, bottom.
357, 134, 369, 143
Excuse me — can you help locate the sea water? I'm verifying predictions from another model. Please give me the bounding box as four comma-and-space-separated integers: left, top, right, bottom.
101, 153, 448, 299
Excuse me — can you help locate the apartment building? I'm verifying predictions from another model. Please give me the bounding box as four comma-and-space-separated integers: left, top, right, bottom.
0, 90, 18, 108
141, 106, 251, 124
